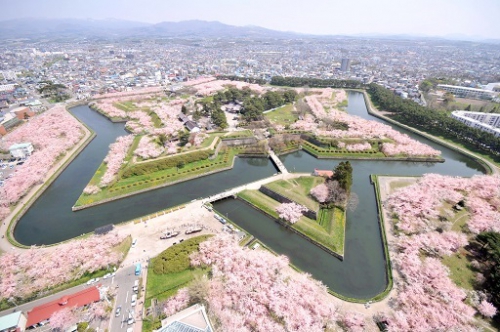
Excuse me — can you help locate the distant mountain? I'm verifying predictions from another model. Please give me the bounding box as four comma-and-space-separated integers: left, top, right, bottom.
0, 18, 298, 39
0, 18, 497, 43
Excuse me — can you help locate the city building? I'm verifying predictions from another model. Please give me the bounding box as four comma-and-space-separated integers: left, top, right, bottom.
340, 58, 351, 72
26, 287, 101, 328
9, 143, 33, 158
155, 303, 214, 332
451, 111, 500, 137
437, 84, 497, 100
0, 311, 27, 332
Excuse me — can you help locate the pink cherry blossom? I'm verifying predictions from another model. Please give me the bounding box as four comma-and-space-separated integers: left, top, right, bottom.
166, 234, 339, 331
310, 183, 329, 203
477, 300, 497, 318
0, 231, 125, 300
0, 106, 85, 210
101, 135, 134, 186
49, 307, 78, 331
276, 202, 308, 224
134, 135, 163, 160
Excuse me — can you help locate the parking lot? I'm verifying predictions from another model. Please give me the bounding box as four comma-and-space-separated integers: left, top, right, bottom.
0, 157, 24, 187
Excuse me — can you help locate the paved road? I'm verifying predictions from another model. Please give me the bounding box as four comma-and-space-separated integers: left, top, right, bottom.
109, 265, 141, 332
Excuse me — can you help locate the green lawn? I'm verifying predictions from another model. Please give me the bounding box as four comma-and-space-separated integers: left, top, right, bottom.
75, 147, 240, 207
442, 250, 476, 290
238, 188, 345, 256
145, 235, 212, 306
264, 176, 324, 211
264, 104, 298, 126
223, 130, 254, 138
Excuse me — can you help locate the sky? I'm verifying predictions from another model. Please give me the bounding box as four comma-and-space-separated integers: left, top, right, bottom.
1, 0, 499, 39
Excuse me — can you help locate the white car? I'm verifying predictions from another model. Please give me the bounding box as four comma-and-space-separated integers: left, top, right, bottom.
103, 273, 111, 279
86, 278, 96, 285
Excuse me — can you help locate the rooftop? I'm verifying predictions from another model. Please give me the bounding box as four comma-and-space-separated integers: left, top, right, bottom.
0, 311, 25, 331
156, 304, 213, 332
26, 286, 100, 327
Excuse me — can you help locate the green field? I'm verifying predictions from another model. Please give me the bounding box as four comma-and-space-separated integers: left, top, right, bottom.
75, 146, 241, 207
264, 104, 298, 126
264, 176, 324, 211
238, 182, 346, 256
145, 235, 212, 307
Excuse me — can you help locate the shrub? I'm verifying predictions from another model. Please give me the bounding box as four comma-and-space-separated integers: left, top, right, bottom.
151, 235, 212, 274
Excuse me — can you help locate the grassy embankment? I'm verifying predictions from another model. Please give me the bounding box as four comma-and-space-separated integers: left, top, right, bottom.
143, 235, 212, 332
75, 135, 243, 207
238, 176, 346, 256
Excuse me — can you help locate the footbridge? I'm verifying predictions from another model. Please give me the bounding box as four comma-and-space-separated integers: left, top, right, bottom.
268, 149, 288, 175
203, 172, 309, 204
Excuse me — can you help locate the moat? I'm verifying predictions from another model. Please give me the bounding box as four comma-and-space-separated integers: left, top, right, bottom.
13, 91, 484, 299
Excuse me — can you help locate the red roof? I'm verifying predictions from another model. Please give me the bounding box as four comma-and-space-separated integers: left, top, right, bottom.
313, 169, 334, 177
26, 287, 100, 327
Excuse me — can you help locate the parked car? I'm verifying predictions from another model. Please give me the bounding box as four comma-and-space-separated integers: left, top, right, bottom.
86, 278, 96, 285
115, 306, 122, 317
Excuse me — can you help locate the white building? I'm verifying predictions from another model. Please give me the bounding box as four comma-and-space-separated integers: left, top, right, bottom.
9, 142, 34, 158
451, 111, 500, 138
438, 84, 497, 99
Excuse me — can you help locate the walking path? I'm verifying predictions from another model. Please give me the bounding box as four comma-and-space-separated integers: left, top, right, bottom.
204, 172, 308, 204
268, 149, 288, 174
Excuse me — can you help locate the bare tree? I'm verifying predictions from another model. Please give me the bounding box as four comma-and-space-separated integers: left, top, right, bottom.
326, 180, 347, 206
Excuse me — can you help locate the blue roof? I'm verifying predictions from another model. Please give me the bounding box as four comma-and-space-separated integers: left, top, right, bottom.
0, 311, 23, 330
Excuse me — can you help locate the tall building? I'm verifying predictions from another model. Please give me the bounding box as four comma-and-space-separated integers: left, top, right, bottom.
340, 58, 351, 72
451, 111, 500, 137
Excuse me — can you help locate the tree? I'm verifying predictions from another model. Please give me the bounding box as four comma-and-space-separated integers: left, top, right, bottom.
443, 92, 455, 105
331, 161, 353, 191
419, 80, 433, 93
276, 202, 307, 224
181, 105, 188, 114
310, 183, 329, 203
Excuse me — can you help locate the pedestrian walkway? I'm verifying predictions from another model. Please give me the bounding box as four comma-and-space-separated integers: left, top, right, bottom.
268, 149, 288, 174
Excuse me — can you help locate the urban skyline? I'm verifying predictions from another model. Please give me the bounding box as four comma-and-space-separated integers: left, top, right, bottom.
1, 0, 500, 41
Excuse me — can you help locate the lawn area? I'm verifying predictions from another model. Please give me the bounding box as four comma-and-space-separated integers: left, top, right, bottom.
264, 103, 298, 126
223, 130, 254, 138
442, 249, 476, 290
238, 188, 346, 256
75, 147, 240, 207
145, 235, 212, 307
264, 176, 324, 211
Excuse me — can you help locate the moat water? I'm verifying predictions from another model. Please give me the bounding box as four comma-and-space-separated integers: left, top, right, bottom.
14, 92, 484, 299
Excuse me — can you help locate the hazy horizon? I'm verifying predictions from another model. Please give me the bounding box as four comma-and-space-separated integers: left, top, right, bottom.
1, 0, 499, 40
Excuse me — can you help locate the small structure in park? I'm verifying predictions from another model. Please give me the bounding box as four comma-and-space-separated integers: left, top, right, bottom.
313, 168, 333, 178
9, 142, 33, 159
155, 303, 214, 332
0, 311, 28, 332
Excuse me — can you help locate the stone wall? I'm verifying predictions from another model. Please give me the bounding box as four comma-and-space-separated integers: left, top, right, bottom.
258, 186, 317, 220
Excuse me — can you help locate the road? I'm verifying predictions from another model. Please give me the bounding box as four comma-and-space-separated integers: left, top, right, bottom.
109, 265, 141, 332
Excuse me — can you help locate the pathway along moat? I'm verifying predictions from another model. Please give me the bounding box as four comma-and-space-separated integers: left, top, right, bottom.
14, 92, 484, 299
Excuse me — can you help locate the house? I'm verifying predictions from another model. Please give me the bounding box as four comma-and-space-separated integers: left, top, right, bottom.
26, 287, 101, 328
9, 143, 33, 159
0, 311, 28, 332
155, 303, 214, 332
313, 169, 334, 177
185, 121, 200, 133
11, 107, 35, 120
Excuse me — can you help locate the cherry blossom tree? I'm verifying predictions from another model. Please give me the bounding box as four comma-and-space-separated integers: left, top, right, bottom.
101, 135, 134, 186
0, 231, 126, 300
49, 307, 78, 331
134, 135, 163, 160
166, 234, 339, 331
310, 183, 329, 203
477, 300, 497, 318
0, 106, 85, 211
276, 202, 307, 224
